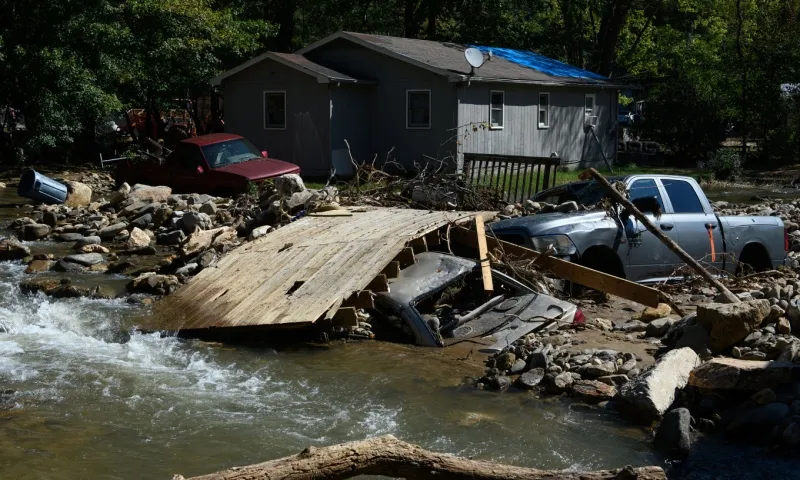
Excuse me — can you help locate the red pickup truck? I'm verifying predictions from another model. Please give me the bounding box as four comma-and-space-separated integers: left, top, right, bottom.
115, 133, 300, 195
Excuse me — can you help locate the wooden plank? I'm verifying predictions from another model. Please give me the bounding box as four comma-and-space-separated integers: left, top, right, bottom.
449, 226, 661, 308
409, 236, 428, 254
381, 261, 401, 279
474, 215, 493, 293
365, 274, 389, 293
393, 247, 416, 268
332, 307, 359, 327
342, 291, 375, 310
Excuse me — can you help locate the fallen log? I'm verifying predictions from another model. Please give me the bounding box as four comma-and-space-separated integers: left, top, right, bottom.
174, 435, 666, 480
584, 168, 740, 304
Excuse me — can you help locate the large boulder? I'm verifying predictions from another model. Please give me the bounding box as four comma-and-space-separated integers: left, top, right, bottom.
617, 347, 701, 423
129, 185, 172, 203
73, 236, 102, 249
571, 380, 616, 404
0, 238, 30, 260
181, 211, 213, 234
727, 403, 790, 439
274, 174, 305, 196
696, 300, 771, 353
108, 182, 131, 206
689, 357, 797, 391
654, 408, 692, 458
63, 180, 92, 207
98, 222, 128, 239
126, 227, 151, 249
63, 253, 104, 266
180, 226, 236, 257
21, 223, 50, 240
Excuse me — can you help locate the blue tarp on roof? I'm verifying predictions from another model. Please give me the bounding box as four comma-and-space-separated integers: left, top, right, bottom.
471, 45, 607, 81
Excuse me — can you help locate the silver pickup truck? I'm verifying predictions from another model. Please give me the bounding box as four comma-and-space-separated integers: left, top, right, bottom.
488, 175, 788, 283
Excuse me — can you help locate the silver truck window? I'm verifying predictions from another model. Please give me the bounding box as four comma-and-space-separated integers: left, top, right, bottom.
629, 179, 664, 211
662, 179, 704, 213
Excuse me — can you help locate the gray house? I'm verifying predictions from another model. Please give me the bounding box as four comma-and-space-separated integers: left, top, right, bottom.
212, 31, 625, 177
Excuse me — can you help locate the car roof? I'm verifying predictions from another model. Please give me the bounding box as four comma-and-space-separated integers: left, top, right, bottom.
181, 133, 243, 146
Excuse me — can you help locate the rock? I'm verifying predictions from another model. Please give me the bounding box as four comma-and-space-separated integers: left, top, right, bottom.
55, 232, 85, 242
526, 351, 549, 370
571, 380, 616, 404
0, 238, 31, 260
616, 320, 648, 333
618, 358, 638, 375
63, 253, 104, 266
21, 223, 51, 240
181, 211, 213, 233
639, 303, 672, 322
782, 422, 800, 447
598, 374, 629, 386
550, 372, 576, 393
646, 317, 676, 337
248, 225, 273, 241
689, 357, 796, 390
675, 325, 711, 357
515, 368, 545, 390
63, 180, 92, 207
696, 300, 771, 353
287, 190, 314, 212
126, 227, 151, 249
752, 388, 777, 405
778, 317, 792, 334
54, 259, 86, 273
73, 236, 101, 249
654, 408, 692, 458
617, 347, 701, 422
42, 211, 58, 227
126, 273, 180, 295
130, 213, 152, 228
129, 185, 172, 203
80, 244, 109, 254
175, 263, 199, 276
777, 341, 800, 362
274, 174, 305, 196
740, 351, 768, 360
152, 206, 173, 228
495, 352, 516, 371
727, 403, 789, 438
593, 318, 613, 331
180, 227, 236, 257
157, 230, 186, 246
556, 201, 578, 213
98, 222, 128, 239
199, 201, 217, 215
490, 375, 511, 391
509, 359, 527, 375
579, 362, 617, 379
24, 259, 52, 273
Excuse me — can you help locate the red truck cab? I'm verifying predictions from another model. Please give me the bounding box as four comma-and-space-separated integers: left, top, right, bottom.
116, 133, 300, 195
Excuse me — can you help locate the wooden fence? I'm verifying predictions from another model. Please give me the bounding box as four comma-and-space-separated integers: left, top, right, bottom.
463, 153, 561, 203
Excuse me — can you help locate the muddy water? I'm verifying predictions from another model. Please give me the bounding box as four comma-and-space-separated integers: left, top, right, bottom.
0, 187, 660, 478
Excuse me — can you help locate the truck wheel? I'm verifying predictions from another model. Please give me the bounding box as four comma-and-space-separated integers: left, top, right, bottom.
736, 243, 771, 275
567, 246, 625, 297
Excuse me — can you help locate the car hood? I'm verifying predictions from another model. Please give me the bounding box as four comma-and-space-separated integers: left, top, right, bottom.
214, 158, 300, 180
487, 210, 612, 236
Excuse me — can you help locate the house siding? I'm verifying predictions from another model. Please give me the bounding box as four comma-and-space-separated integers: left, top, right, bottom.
306, 39, 459, 169
457, 84, 618, 170
329, 84, 373, 176
222, 61, 331, 176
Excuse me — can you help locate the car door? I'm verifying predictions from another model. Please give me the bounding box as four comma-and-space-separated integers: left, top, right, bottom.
659, 178, 725, 272
622, 177, 682, 281
168, 144, 207, 193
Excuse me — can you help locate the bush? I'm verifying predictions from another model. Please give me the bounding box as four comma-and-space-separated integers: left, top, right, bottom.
698, 149, 745, 181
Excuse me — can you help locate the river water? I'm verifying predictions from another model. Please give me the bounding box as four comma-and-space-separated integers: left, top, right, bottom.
1, 183, 798, 479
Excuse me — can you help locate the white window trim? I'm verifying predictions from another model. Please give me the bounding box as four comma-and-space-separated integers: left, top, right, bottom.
263, 90, 287, 130
406, 89, 431, 130
489, 90, 504, 130
538, 92, 550, 129
584, 93, 596, 119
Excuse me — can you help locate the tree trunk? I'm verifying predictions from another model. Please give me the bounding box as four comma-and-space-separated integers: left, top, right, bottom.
175, 435, 666, 480
273, 0, 297, 52
596, 0, 634, 77
585, 168, 741, 304
404, 0, 420, 38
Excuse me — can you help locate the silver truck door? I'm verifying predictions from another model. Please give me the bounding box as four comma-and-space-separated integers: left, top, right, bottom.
622, 177, 682, 281
659, 178, 725, 272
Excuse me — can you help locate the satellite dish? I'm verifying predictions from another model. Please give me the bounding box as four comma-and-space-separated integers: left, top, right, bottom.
464, 48, 485, 74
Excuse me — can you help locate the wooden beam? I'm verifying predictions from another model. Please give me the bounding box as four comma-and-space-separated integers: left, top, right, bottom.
393, 247, 416, 268
332, 307, 359, 327
365, 274, 389, 293
409, 236, 428, 254
474, 215, 494, 293
342, 291, 375, 310
381, 261, 401, 279
584, 168, 740, 304
449, 226, 661, 308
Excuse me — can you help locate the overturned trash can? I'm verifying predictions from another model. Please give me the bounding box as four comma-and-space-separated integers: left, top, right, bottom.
17, 169, 68, 204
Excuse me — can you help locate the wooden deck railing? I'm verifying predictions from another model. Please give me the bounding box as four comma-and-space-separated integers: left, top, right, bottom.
463, 153, 561, 203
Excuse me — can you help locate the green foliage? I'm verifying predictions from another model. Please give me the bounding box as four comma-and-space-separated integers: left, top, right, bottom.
699, 149, 745, 181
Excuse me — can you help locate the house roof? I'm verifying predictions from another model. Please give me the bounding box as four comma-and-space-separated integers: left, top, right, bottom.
298, 31, 623, 88
210, 51, 360, 85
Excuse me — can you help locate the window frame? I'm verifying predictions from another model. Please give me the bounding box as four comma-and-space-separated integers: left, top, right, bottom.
628, 178, 665, 213
489, 90, 505, 129
263, 91, 287, 130
538, 92, 550, 129
660, 178, 707, 214
406, 89, 432, 130
584, 93, 596, 124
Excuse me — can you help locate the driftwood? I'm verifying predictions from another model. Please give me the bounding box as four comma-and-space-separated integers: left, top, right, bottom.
585, 168, 741, 304
175, 435, 666, 480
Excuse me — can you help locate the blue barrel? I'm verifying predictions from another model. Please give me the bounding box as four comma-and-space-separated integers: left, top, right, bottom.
17, 170, 68, 204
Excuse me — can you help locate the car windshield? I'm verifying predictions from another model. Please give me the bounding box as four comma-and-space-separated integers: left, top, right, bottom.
201, 139, 261, 168
533, 177, 625, 206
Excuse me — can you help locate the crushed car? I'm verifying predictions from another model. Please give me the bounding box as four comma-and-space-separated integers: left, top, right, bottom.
367, 252, 580, 352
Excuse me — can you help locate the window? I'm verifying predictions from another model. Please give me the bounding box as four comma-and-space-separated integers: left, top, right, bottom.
264, 91, 286, 129
489, 90, 504, 128
201, 138, 262, 168
175, 144, 206, 171
662, 179, 705, 213
538, 93, 550, 128
584, 94, 596, 125
629, 179, 665, 212
406, 90, 431, 129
